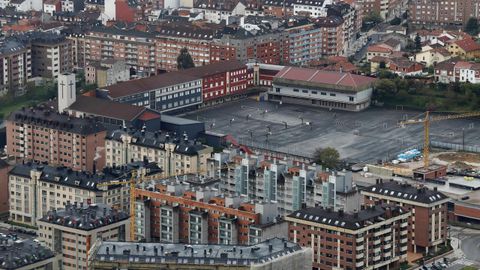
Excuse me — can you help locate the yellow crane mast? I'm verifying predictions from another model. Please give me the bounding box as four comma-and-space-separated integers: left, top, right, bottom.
399, 111, 480, 168
96, 169, 163, 241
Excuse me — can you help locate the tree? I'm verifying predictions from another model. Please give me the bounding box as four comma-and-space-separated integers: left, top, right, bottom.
313, 147, 340, 169
465, 17, 479, 36
390, 17, 401, 25
414, 33, 422, 51
177, 47, 195, 70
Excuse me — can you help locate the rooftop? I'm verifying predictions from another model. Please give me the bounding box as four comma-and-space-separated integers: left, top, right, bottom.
8, 105, 106, 135
453, 38, 480, 52
0, 235, 56, 270
363, 180, 450, 204
0, 38, 28, 56
9, 161, 162, 191
39, 203, 129, 231
103, 73, 200, 99
107, 129, 208, 155
68, 96, 161, 122
274, 66, 376, 91
288, 204, 407, 230
92, 238, 302, 266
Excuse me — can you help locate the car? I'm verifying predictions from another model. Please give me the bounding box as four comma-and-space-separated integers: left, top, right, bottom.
439, 262, 447, 268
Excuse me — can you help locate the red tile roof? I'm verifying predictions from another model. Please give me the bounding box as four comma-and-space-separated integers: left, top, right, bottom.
367, 45, 392, 53
453, 38, 480, 52
275, 67, 376, 90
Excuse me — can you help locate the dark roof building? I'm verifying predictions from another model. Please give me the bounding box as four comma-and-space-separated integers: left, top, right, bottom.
362, 180, 449, 254
90, 238, 312, 270
0, 235, 58, 270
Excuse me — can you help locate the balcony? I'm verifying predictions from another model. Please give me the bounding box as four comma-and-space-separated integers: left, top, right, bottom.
384, 235, 392, 242
356, 252, 364, 259
356, 245, 364, 251
400, 230, 408, 236
356, 261, 364, 267
400, 238, 408, 244
374, 247, 381, 253
374, 255, 381, 261
373, 239, 381, 245
400, 245, 408, 252
374, 228, 390, 237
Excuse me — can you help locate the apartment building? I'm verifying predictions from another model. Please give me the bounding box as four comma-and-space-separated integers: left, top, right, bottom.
135, 175, 288, 245
362, 0, 406, 20
85, 59, 130, 87
105, 129, 212, 176
216, 27, 288, 65
0, 39, 31, 96
293, 0, 332, 17
409, 0, 480, 27
269, 66, 376, 111
209, 149, 361, 216
28, 33, 74, 79
316, 16, 345, 57
8, 161, 161, 226
38, 203, 130, 270
362, 180, 450, 254
90, 238, 312, 270
286, 204, 410, 270
6, 105, 107, 173
0, 235, 60, 270
85, 27, 157, 77
285, 21, 324, 66
0, 160, 10, 219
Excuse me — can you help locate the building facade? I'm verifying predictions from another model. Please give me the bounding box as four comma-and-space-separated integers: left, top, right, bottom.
409, 0, 480, 27
105, 129, 212, 176
0, 39, 31, 96
362, 180, 450, 254
8, 162, 160, 226
38, 203, 130, 270
286, 204, 410, 270
135, 176, 287, 245
6, 106, 107, 173
90, 238, 312, 270
269, 66, 376, 111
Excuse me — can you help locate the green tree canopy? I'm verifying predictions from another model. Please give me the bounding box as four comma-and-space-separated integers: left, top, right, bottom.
313, 147, 340, 169
465, 17, 479, 36
177, 47, 195, 70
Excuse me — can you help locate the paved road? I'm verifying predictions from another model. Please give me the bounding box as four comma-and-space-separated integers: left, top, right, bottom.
460, 234, 480, 262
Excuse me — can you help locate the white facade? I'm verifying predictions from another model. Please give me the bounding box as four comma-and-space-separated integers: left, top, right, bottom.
57, 73, 76, 112
458, 68, 480, 83
293, 0, 332, 17
104, 0, 116, 21
163, 0, 179, 9
195, 2, 246, 24
270, 83, 372, 111
61, 0, 74, 12
43, 3, 58, 14
11, 0, 43, 11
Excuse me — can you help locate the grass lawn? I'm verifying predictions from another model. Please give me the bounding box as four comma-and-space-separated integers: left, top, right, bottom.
0, 82, 56, 119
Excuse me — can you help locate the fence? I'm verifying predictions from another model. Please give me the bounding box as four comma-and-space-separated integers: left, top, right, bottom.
431, 141, 480, 153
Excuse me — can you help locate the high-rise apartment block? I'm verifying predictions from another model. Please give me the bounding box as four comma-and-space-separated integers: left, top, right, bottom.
6, 105, 107, 173
134, 175, 288, 244
105, 129, 212, 176
209, 149, 362, 215
409, 0, 480, 27
8, 161, 161, 226
362, 180, 450, 254
38, 203, 130, 270
90, 238, 312, 270
286, 204, 410, 270
0, 39, 31, 96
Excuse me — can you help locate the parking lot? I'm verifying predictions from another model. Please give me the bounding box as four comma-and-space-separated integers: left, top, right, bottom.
187, 99, 480, 163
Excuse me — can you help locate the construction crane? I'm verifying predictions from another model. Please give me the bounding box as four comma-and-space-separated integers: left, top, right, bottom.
96, 169, 163, 241
399, 111, 480, 168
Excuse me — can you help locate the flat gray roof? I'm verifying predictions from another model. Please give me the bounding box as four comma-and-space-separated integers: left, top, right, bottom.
93, 238, 302, 266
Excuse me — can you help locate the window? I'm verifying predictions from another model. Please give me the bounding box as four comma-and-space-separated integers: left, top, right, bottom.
293, 89, 299, 92
330, 93, 336, 96
311, 91, 317, 94
349, 96, 354, 102
275, 87, 280, 93
302, 90, 308, 93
